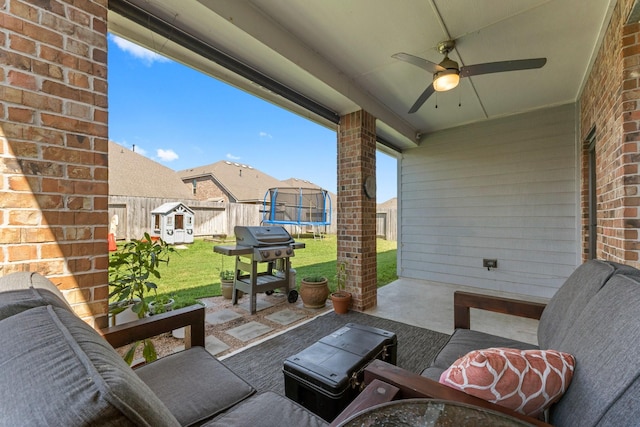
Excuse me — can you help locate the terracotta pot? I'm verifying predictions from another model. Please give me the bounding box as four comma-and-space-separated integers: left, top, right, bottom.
299, 277, 329, 308
221, 280, 244, 299
331, 291, 352, 314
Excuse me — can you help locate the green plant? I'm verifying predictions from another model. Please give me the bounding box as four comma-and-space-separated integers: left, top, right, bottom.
149, 294, 175, 315
220, 270, 235, 281
334, 261, 348, 295
172, 297, 201, 310
109, 233, 176, 317
302, 275, 327, 283
108, 233, 176, 364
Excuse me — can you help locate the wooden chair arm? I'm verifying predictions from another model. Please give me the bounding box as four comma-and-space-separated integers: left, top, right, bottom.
454, 291, 547, 329
363, 360, 552, 426
100, 304, 205, 349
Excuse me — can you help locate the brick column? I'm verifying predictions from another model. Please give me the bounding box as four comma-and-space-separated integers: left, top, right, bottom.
0, 0, 109, 327
337, 110, 377, 311
579, 0, 640, 265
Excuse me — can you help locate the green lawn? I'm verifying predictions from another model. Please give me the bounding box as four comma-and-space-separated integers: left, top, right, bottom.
143, 235, 397, 308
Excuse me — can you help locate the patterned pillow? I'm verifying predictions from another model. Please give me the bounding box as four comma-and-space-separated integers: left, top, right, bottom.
439, 347, 575, 417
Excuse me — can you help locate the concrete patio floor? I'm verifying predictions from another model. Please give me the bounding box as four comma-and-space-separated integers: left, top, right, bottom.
368, 277, 548, 345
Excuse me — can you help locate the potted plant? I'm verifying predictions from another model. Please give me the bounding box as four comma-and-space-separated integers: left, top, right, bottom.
331, 262, 351, 314
299, 274, 329, 308
108, 232, 175, 364
220, 269, 243, 299
148, 294, 175, 315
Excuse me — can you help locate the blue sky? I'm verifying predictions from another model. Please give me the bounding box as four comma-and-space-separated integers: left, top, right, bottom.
107, 34, 398, 203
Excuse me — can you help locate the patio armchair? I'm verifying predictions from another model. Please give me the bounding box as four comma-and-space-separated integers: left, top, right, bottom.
337, 260, 640, 426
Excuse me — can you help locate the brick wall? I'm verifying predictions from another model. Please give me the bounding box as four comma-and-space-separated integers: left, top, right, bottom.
0, 0, 109, 327
188, 176, 230, 202
580, 0, 640, 265
337, 110, 377, 311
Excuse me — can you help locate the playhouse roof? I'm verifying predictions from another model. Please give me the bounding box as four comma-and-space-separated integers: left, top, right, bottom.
151, 202, 194, 215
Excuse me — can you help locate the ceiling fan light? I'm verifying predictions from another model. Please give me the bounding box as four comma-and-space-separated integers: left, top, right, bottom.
433, 69, 460, 92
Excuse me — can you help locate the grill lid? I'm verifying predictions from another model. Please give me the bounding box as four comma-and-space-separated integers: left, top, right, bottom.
235, 226, 294, 247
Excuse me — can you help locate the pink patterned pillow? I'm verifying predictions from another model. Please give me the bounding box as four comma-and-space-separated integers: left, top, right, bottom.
439, 347, 575, 417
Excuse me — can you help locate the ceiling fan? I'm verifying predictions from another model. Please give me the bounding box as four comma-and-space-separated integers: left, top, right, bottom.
393, 40, 547, 114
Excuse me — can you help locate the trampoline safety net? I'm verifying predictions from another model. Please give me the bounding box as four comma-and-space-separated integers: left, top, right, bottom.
262, 187, 331, 226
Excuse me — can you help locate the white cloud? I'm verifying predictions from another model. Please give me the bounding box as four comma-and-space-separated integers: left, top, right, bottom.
259, 131, 273, 139
226, 153, 241, 160
110, 34, 168, 65
157, 149, 179, 162
133, 145, 148, 156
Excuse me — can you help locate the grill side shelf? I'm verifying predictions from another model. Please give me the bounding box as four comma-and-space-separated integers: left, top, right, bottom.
213, 245, 253, 256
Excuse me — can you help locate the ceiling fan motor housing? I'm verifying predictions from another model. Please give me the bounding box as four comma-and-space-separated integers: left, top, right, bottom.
436, 40, 456, 55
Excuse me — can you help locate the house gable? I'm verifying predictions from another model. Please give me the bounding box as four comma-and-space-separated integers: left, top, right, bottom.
179, 161, 288, 203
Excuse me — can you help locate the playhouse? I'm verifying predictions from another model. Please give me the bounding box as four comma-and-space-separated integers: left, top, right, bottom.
150, 202, 195, 244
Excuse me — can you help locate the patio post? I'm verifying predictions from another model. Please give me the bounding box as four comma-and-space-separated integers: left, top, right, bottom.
337, 110, 377, 311
0, 0, 110, 328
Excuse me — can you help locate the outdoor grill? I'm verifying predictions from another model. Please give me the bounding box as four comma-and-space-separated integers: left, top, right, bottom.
213, 226, 305, 314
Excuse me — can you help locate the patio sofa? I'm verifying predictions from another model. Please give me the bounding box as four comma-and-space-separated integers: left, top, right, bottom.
363, 259, 640, 426
0, 272, 327, 427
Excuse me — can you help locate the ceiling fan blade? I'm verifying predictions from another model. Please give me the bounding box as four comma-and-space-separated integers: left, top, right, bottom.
392, 52, 444, 74
408, 84, 436, 114
460, 58, 546, 78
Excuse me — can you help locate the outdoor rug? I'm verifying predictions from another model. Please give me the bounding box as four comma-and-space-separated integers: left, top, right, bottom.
222, 310, 450, 395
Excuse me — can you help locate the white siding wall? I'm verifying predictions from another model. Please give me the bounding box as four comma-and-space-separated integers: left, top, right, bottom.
400, 104, 577, 298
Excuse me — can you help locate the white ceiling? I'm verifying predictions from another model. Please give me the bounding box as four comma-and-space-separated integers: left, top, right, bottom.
108, 0, 617, 152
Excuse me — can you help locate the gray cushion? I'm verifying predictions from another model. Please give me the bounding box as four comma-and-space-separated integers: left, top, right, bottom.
595, 379, 640, 427
135, 347, 255, 426
421, 366, 448, 381
0, 272, 71, 319
550, 274, 640, 426
538, 259, 615, 348
0, 306, 180, 426
204, 391, 328, 427
424, 328, 538, 377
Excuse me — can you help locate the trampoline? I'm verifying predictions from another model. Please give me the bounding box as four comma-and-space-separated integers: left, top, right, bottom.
262, 188, 331, 233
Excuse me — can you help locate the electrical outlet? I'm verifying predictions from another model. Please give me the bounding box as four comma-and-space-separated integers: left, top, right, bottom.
483, 259, 498, 269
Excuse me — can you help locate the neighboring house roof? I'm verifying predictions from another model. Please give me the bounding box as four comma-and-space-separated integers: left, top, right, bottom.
178, 161, 285, 203
282, 177, 337, 205
281, 178, 322, 189
108, 141, 195, 200
378, 197, 397, 209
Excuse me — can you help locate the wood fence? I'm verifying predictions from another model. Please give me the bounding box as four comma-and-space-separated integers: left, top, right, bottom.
376, 208, 397, 241
108, 196, 396, 241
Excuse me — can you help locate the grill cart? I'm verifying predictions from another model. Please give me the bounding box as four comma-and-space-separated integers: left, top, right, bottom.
214, 226, 304, 314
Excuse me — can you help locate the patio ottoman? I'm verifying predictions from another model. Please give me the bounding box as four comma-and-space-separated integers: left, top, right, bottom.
283, 323, 397, 422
